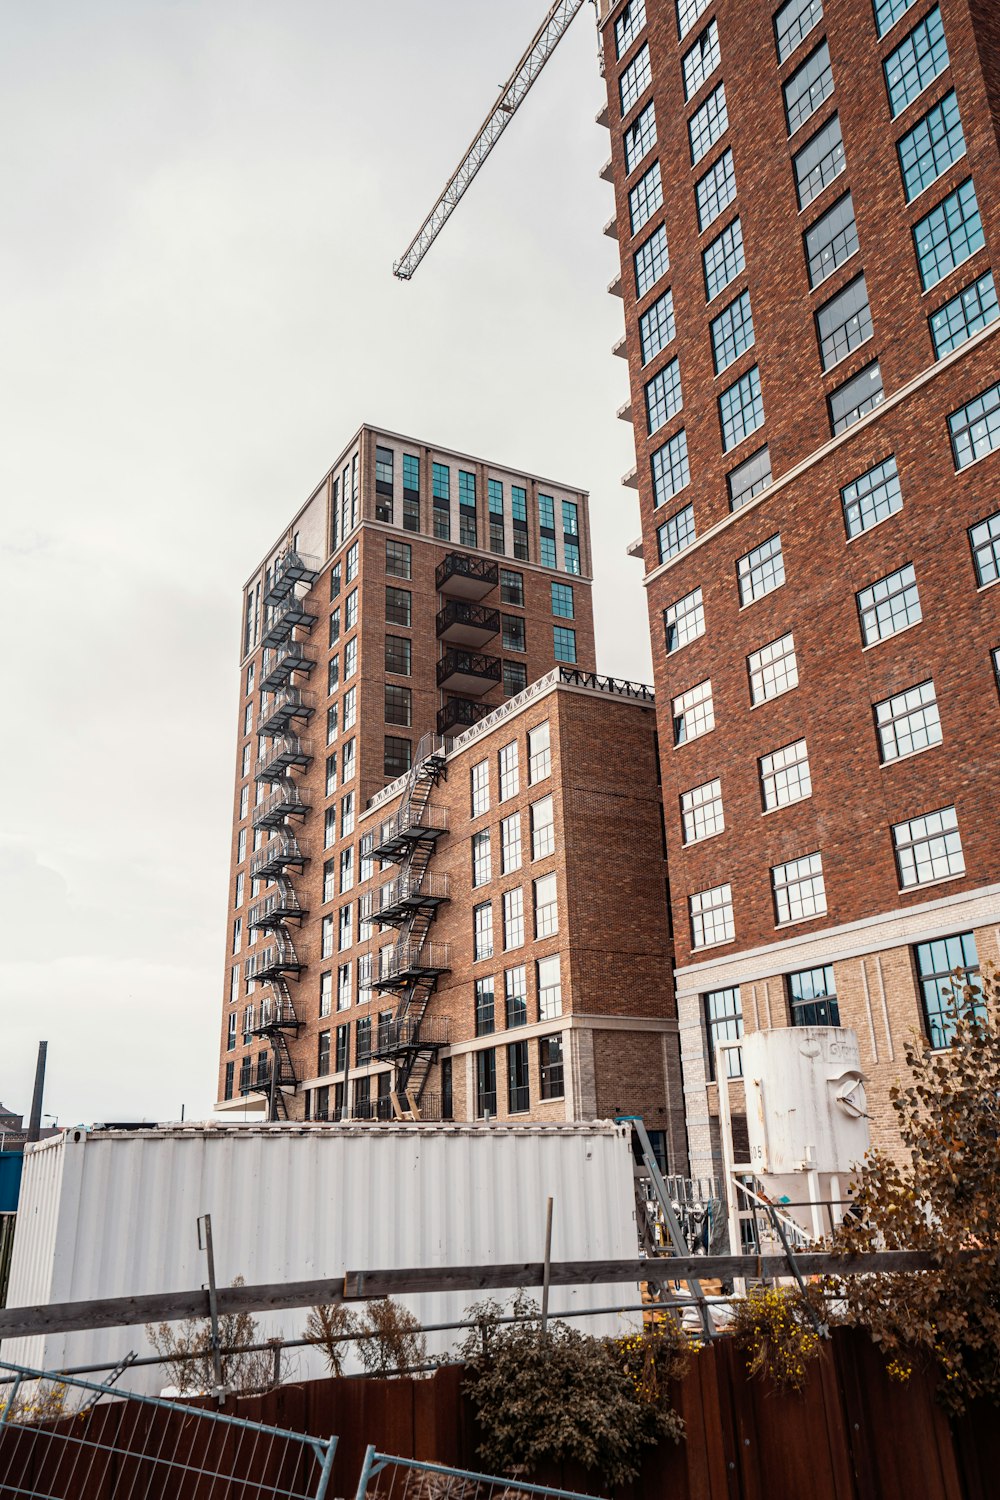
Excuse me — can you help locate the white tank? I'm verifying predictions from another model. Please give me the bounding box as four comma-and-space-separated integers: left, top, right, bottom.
741, 1027, 869, 1177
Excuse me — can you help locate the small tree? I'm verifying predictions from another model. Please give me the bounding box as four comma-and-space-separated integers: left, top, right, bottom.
832, 965, 1000, 1412
304, 1303, 356, 1377
146, 1276, 275, 1395
354, 1297, 427, 1376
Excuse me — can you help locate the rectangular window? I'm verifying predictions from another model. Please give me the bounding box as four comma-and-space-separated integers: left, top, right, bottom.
551, 582, 575, 618
360, 833, 374, 883
500, 568, 524, 606
775, 0, 823, 62
474, 901, 494, 961
232, 917, 242, 954
884, 6, 948, 117
502, 614, 526, 653
620, 42, 651, 114
505, 965, 528, 1028
651, 430, 691, 508
624, 100, 657, 173
727, 445, 772, 510
704, 217, 745, 300
471, 759, 490, 817
748, 632, 798, 704
950, 383, 1000, 470
695, 149, 737, 234
645, 358, 683, 433
689, 82, 728, 165
634, 224, 669, 299
343, 638, 357, 680
239, 785, 249, 820
504, 661, 528, 697
327, 656, 340, 696
335, 1022, 349, 1072
475, 976, 495, 1036
488, 478, 505, 554
472, 829, 492, 887
321, 914, 334, 959
553, 626, 577, 664
829, 361, 884, 433
531, 795, 555, 859
804, 192, 859, 288
345, 588, 358, 630
793, 114, 845, 208
672, 678, 715, 744
537, 954, 563, 1019
499, 741, 520, 801
639, 289, 676, 364
539, 493, 557, 569
329, 607, 341, 649
629, 161, 663, 236
385, 539, 411, 579
875, 678, 942, 761
534, 873, 559, 939
385, 635, 411, 676
355, 1017, 372, 1066
816, 274, 873, 369
325, 752, 338, 798
539, 1036, 565, 1099
502, 812, 522, 873
338, 903, 353, 950
384, 683, 412, 727
432, 461, 451, 540
913, 179, 984, 290
528, 721, 551, 783
402, 449, 420, 493
224, 1061, 234, 1099
874, 0, 916, 38
681, 777, 724, 843
317, 1029, 331, 1076
683, 19, 720, 99
503, 887, 525, 950
970, 511, 1000, 585
738, 533, 785, 605
915, 931, 980, 1047
785, 43, 834, 138
893, 805, 964, 887
773, 851, 827, 922
342, 738, 355, 782
857, 562, 921, 644
788, 965, 840, 1025
615, 0, 646, 58
898, 91, 965, 202
476, 1048, 497, 1118
385, 586, 412, 627
324, 807, 337, 849
710, 290, 755, 374
760, 738, 812, 810
664, 586, 705, 652
691, 884, 735, 948
227, 1012, 236, 1052
677, 0, 711, 41
705, 986, 743, 1078
459, 469, 477, 549
342, 686, 356, 731
931, 271, 999, 357
337, 963, 352, 1011
511, 486, 529, 560
507, 1041, 530, 1114
841, 456, 902, 538
345, 540, 359, 582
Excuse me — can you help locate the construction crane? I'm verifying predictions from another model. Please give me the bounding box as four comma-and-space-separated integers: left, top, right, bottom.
393, 0, 596, 281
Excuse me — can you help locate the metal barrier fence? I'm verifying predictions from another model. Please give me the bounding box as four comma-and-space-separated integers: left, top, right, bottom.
355, 1448, 608, 1500
0, 1360, 337, 1500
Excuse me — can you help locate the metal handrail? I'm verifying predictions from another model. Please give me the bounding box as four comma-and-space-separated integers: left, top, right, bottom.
252, 783, 309, 827
434, 552, 499, 590
435, 600, 501, 634
379, 941, 450, 980
436, 649, 502, 688
254, 736, 310, 779
379, 871, 449, 909
250, 835, 304, 876
377, 801, 449, 847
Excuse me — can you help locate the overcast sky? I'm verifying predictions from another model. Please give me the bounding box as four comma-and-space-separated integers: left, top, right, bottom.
1, 0, 648, 1126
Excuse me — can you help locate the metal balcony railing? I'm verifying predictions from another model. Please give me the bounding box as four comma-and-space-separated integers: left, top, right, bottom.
257, 686, 313, 737
375, 1015, 450, 1056
263, 548, 320, 606
251, 994, 300, 1031
261, 591, 318, 647
435, 552, 499, 597
435, 599, 501, 643
375, 941, 451, 985
251, 781, 310, 830
437, 697, 491, 736
254, 736, 311, 782
250, 833, 305, 879
351, 1097, 395, 1122
248, 886, 304, 929
374, 802, 448, 857
260, 637, 315, 692
378, 871, 449, 916
244, 940, 301, 982
435, 649, 502, 692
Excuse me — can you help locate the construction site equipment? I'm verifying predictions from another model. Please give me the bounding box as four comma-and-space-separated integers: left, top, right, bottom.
620, 1119, 715, 1337
355, 1448, 605, 1500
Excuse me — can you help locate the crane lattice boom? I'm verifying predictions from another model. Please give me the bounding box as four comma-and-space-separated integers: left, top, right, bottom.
393, 0, 588, 280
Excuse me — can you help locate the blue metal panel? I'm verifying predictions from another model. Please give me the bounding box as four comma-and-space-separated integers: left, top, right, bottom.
0, 1155, 22, 1214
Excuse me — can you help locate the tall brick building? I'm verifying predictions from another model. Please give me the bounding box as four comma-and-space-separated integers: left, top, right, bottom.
217, 425, 684, 1159
597, 0, 1000, 1170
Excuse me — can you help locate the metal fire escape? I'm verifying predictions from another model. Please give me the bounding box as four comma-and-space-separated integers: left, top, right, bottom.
245, 545, 318, 1120
371, 733, 451, 1118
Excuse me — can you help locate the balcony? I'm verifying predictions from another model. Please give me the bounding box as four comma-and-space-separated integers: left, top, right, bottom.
373, 941, 451, 988
264, 548, 320, 606
248, 885, 305, 930
261, 593, 317, 648
244, 938, 302, 983
378, 871, 449, 925
435, 599, 501, 649
252, 781, 310, 831
249, 993, 300, 1032
437, 697, 492, 737
250, 833, 305, 880
258, 686, 313, 738
260, 637, 315, 692
254, 736, 311, 783
436, 649, 502, 696
373, 803, 448, 860
435, 552, 498, 601
375, 1014, 449, 1058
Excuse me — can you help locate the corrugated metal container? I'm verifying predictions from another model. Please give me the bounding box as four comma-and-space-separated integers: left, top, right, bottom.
5, 1120, 641, 1392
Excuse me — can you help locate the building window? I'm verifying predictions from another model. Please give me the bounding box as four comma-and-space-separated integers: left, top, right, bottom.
531, 795, 555, 860
472, 829, 492, 887
511, 486, 529, 560
688, 83, 728, 166
913, 179, 984, 291
774, 0, 823, 62
358, 952, 372, 1004
785, 41, 834, 136
324, 753, 338, 798
645, 358, 683, 434
884, 6, 948, 118
321, 914, 334, 959
793, 114, 845, 208
327, 656, 340, 697
893, 805, 964, 887
402, 453, 420, 532
469, 760, 490, 820
637, 293, 677, 377
748, 632, 799, 704
683, 19, 720, 100
317, 1029, 331, 1076
339, 846, 355, 895
970, 511, 1000, 586
459, 469, 477, 548
672, 678, 714, 745
502, 614, 526, 653
341, 790, 355, 836
335, 1022, 349, 1073
338, 903, 353, 950
651, 431, 691, 508
914, 931, 980, 1048
539, 1035, 565, 1099
345, 540, 359, 582
705, 987, 743, 1078
384, 736, 411, 779
503, 887, 525, 950
691, 883, 735, 948
695, 147, 737, 233
502, 812, 522, 873
385, 635, 411, 677
788, 965, 840, 1025
324, 807, 337, 849
328, 607, 340, 649
360, 832, 374, 882
474, 901, 494, 961
385, 586, 411, 627
624, 100, 657, 174
505, 965, 528, 1028
898, 90, 965, 203
635, 224, 669, 299
773, 851, 827, 923
816, 275, 873, 369
857, 562, 921, 645
504, 661, 528, 697
875, 679, 942, 761
500, 568, 524, 606
553, 626, 577, 664
677, 0, 711, 41
533, 873, 558, 939
488, 478, 505, 554
931, 272, 998, 358
476, 1049, 497, 1118
507, 1041, 530, 1114
343, 639, 357, 681
829, 361, 884, 433
232, 917, 242, 954
432, 461, 451, 540
760, 738, 812, 810
949, 382, 1000, 470
841, 456, 902, 538
804, 191, 858, 288
528, 721, 551, 783
551, 582, 575, 619
663, 586, 705, 656
385, 539, 411, 579
342, 738, 355, 781
537, 953, 563, 1019
727, 445, 772, 511
475, 976, 495, 1036
657, 503, 695, 564
384, 683, 412, 727
355, 1017, 372, 1066
719, 365, 764, 451
680, 778, 724, 843
226, 1012, 237, 1052
703, 217, 745, 301
737, 533, 785, 605
224, 1061, 234, 1099
615, 0, 646, 57
239, 785, 249, 820
629, 161, 663, 236
335, 964, 351, 1012
498, 741, 519, 801
710, 291, 754, 375
539, 493, 557, 569
345, 588, 358, 631
619, 41, 651, 114
874, 0, 916, 37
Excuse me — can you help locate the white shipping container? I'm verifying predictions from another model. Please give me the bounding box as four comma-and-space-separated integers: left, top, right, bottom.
4, 1120, 642, 1392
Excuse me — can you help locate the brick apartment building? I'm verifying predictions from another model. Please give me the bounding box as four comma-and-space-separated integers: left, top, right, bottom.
597, 0, 1000, 1169
216, 426, 685, 1162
